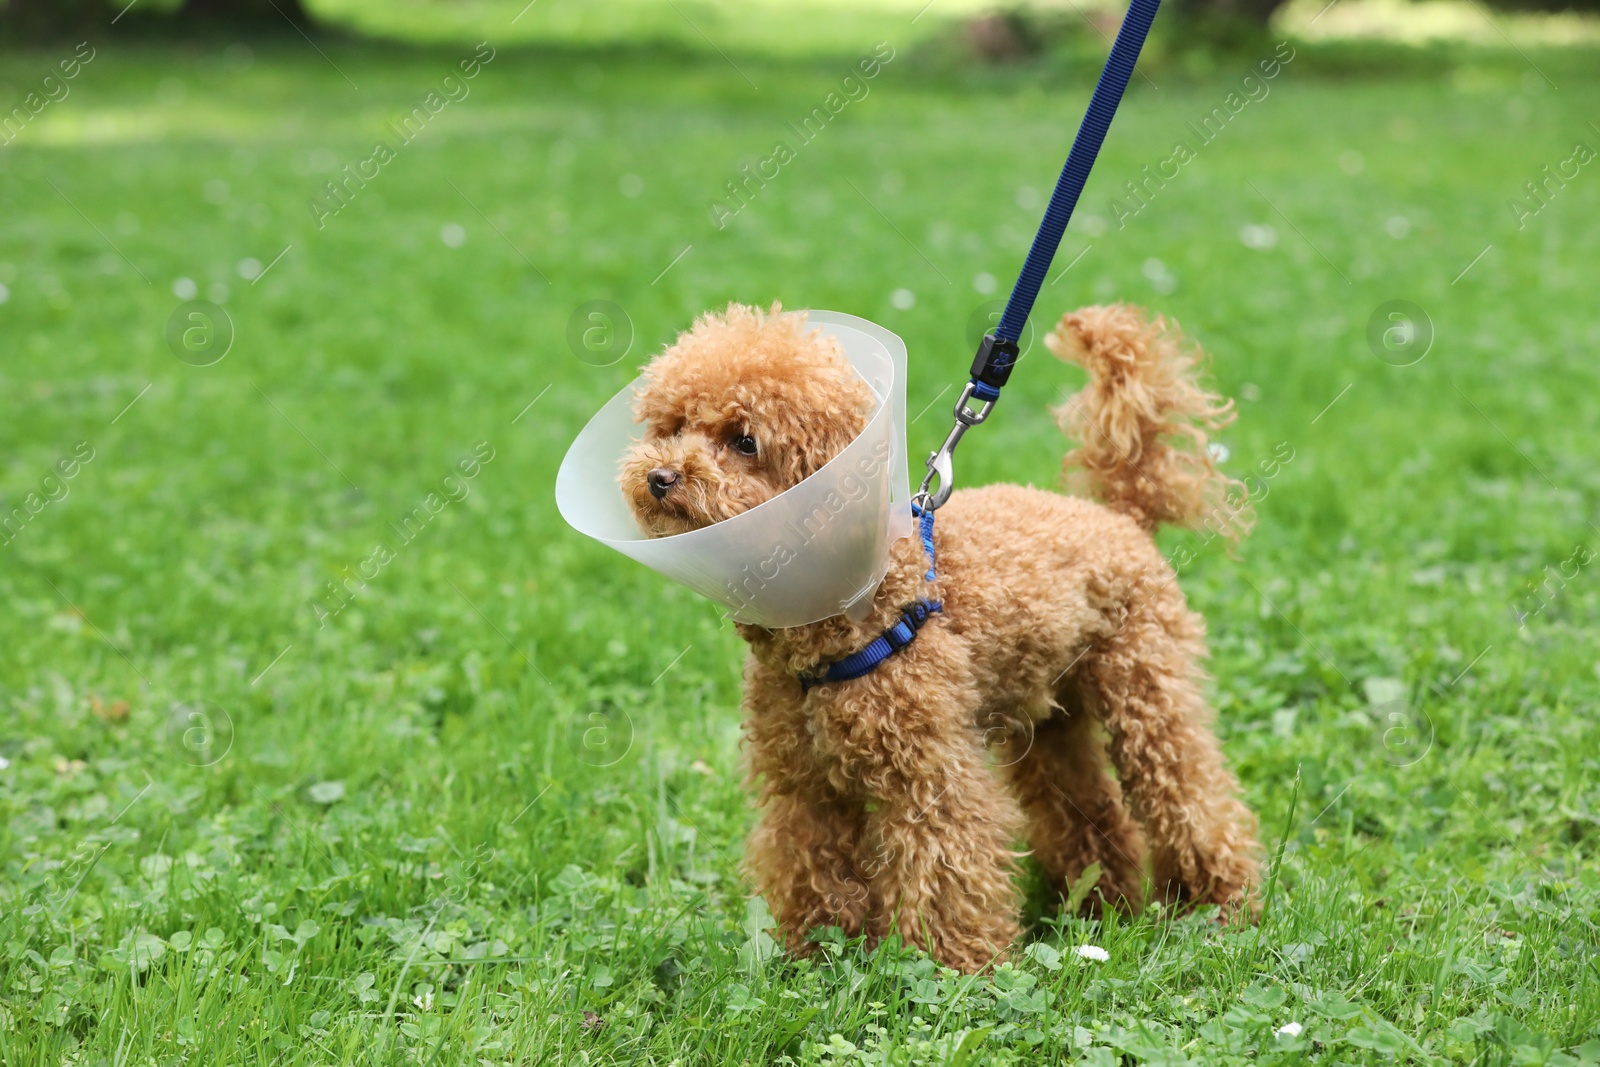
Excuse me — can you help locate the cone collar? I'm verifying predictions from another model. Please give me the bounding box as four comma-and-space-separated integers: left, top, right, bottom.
556, 311, 913, 628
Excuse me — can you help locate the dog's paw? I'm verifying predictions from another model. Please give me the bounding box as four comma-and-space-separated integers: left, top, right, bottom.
917, 920, 1021, 975
1154, 844, 1261, 922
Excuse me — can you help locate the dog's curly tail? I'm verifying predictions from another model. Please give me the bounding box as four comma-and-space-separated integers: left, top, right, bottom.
1044, 303, 1252, 541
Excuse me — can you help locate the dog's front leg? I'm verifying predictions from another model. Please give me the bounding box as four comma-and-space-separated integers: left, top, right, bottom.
742, 665, 873, 954
815, 635, 1024, 974
859, 766, 1023, 974
743, 788, 871, 954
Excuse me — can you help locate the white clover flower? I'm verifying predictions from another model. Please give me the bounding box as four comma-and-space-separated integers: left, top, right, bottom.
1276, 1022, 1303, 1037
1074, 944, 1110, 962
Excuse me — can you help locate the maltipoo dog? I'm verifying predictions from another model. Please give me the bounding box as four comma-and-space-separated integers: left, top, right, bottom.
620, 302, 1260, 973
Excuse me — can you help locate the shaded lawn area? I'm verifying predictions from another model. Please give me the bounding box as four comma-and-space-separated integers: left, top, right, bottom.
1, 28, 1598, 1066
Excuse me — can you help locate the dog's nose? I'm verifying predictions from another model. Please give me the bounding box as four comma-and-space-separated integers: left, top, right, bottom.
647, 468, 679, 499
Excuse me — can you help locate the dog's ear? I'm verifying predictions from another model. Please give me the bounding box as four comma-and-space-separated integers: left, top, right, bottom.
762, 349, 874, 488
628, 305, 873, 487
630, 340, 697, 435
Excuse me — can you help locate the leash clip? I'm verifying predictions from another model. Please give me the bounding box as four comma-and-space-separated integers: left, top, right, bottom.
913, 381, 995, 512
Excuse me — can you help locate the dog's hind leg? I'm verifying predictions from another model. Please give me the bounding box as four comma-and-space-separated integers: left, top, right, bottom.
997, 705, 1146, 914
1081, 593, 1261, 916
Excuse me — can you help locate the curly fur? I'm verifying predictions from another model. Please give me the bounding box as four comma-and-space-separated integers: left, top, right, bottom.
620, 302, 1262, 973
1047, 304, 1253, 541
620, 303, 873, 536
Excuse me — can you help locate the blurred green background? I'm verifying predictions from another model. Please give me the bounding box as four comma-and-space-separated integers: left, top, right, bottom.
2, 0, 1598, 1064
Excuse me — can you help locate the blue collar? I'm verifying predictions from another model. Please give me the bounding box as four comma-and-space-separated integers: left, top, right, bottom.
799, 506, 940, 692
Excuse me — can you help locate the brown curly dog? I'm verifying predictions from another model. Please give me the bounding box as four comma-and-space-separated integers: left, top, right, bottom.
619, 302, 1261, 973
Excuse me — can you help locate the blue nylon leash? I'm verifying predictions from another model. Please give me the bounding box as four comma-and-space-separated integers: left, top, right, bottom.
913, 0, 1163, 513
806, 0, 1161, 689
992, 0, 1162, 349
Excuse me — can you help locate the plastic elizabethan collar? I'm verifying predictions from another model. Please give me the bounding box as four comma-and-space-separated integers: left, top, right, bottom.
555, 311, 913, 629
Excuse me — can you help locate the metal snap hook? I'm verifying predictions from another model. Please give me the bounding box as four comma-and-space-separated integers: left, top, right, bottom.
915, 382, 995, 512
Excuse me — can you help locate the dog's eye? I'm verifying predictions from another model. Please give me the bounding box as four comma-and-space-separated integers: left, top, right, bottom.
732, 434, 758, 457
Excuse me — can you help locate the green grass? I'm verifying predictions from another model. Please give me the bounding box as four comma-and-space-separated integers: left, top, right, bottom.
2, 18, 1600, 1066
